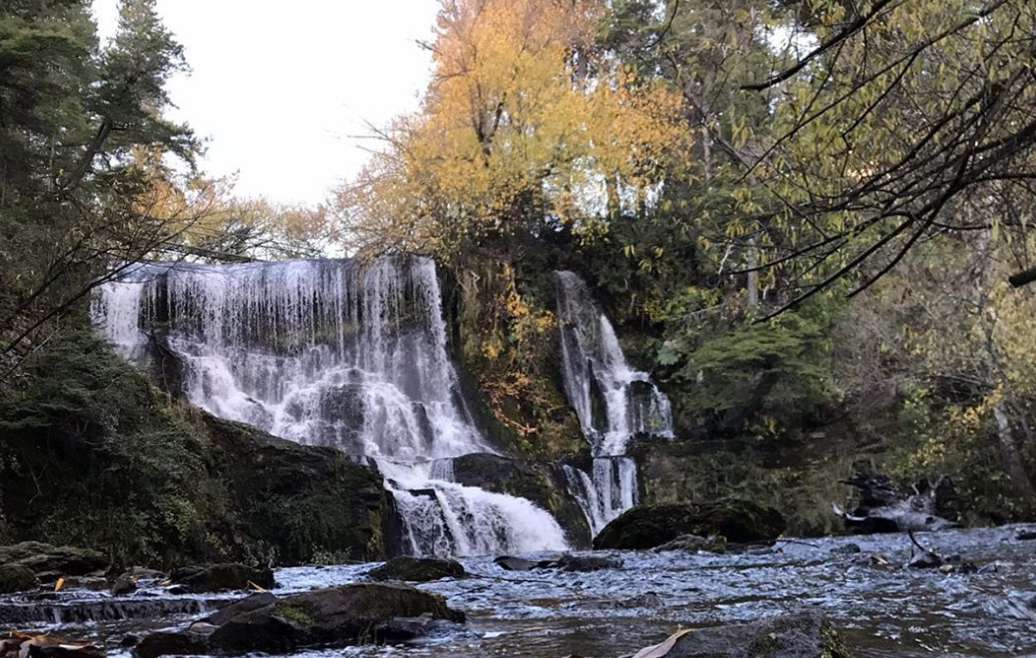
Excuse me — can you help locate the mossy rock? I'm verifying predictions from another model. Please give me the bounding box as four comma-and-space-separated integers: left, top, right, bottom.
204, 584, 464, 655
202, 415, 389, 565
367, 556, 466, 582
593, 500, 785, 550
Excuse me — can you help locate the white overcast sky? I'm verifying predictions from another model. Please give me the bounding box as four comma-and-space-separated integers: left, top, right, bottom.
91, 1, 440, 206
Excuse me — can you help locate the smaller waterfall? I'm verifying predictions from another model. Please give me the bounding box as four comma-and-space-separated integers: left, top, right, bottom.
380, 459, 568, 557
555, 271, 672, 537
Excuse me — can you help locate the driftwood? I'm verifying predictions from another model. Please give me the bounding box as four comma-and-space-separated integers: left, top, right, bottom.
832, 468, 960, 533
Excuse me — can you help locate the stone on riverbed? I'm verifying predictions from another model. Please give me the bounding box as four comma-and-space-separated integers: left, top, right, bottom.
632, 613, 854, 658
594, 500, 785, 550
170, 563, 275, 593
0, 564, 40, 594
134, 583, 464, 658
537, 554, 622, 571
367, 556, 466, 582
494, 556, 539, 571
110, 574, 137, 596
493, 554, 622, 572
652, 534, 727, 554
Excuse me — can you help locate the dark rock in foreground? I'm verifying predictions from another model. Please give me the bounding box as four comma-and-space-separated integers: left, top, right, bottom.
368, 556, 466, 582
593, 500, 786, 550
171, 563, 275, 593
0, 633, 103, 658
635, 613, 854, 658
134, 584, 464, 658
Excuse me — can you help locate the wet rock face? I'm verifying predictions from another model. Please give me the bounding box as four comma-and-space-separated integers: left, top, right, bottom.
593, 501, 786, 550
367, 557, 466, 582
639, 613, 854, 658
203, 415, 389, 564
170, 563, 275, 593
134, 584, 464, 658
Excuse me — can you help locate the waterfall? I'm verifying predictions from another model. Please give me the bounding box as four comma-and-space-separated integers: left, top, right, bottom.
91, 257, 567, 557
555, 271, 673, 536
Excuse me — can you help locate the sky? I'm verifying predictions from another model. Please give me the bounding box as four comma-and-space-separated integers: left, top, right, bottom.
91, 1, 440, 207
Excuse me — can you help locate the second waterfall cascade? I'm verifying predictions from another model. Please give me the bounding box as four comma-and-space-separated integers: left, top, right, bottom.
92, 257, 568, 557
555, 271, 674, 537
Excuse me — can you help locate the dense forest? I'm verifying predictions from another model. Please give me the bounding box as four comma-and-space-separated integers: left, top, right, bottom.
2, 0, 1036, 652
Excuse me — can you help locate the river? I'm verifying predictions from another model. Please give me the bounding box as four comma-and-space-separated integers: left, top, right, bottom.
8, 525, 1035, 658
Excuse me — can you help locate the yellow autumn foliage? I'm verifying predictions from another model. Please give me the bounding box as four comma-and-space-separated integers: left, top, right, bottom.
339, 0, 689, 260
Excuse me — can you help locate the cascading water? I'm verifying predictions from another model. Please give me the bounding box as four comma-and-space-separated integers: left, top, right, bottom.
555, 271, 673, 536
91, 257, 567, 557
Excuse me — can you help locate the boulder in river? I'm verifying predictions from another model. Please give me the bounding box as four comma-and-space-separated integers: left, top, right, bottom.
171, 563, 275, 593
593, 500, 786, 550
536, 554, 623, 572
0, 564, 39, 594
494, 556, 539, 571
134, 583, 464, 658
0, 542, 106, 582
110, 574, 138, 596
631, 613, 854, 658
493, 554, 622, 572
367, 556, 466, 582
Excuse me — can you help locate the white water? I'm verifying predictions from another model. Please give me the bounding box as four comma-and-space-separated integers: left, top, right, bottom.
555, 271, 673, 536
91, 258, 567, 557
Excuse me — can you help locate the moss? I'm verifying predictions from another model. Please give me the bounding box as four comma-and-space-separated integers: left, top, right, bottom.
275, 602, 316, 627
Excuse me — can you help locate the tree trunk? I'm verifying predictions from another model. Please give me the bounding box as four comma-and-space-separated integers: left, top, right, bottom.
993, 402, 1036, 511
747, 236, 759, 307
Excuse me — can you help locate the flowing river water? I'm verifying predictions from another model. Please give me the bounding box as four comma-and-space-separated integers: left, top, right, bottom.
5, 526, 1035, 658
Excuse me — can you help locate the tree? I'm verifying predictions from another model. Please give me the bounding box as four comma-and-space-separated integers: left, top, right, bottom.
0, 0, 200, 384
727, 0, 1036, 314
336, 0, 689, 264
